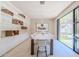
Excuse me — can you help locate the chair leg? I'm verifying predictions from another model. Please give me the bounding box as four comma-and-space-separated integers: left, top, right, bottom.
45, 46, 47, 57
37, 46, 39, 57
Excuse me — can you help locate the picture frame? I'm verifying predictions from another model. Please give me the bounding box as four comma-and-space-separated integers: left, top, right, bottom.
37, 24, 48, 32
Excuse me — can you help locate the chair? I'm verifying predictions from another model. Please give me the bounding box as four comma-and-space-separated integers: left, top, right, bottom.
36, 39, 48, 57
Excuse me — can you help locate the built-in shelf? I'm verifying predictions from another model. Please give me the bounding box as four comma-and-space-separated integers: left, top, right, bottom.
1, 7, 14, 16
0, 30, 19, 38
12, 19, 23, 25
21, 26, 27, 29
18, 13, 25, 19
5, 30, 19, 37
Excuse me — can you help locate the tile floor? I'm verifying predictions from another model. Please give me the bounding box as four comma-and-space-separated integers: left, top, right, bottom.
3, 39, 79, 57
52, 40, 79, 57
33, 40, 79, 57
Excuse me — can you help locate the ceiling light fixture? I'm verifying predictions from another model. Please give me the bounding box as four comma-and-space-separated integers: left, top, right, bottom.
40, 1, 45, 5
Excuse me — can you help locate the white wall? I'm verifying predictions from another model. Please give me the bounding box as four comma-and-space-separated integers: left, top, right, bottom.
30, 18, 56, 37
0, 1, 31, 56
0, 1, 31, 31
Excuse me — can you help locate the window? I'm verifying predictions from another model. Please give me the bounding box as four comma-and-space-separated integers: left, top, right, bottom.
59, 11, 73, 48
74, 7, 79, 53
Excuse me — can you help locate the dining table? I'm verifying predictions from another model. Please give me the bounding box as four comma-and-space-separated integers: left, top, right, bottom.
31, 32, 53, 55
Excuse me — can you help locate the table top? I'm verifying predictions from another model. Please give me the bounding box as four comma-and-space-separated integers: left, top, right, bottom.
31, 32, 53, 40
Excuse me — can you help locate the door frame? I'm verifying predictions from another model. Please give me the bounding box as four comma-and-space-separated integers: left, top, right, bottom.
73, 6, 79, 54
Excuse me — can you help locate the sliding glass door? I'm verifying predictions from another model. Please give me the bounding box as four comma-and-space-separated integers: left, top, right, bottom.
57, 6, 79, 54
74, 7, 79, 53
59, 11, 73, 48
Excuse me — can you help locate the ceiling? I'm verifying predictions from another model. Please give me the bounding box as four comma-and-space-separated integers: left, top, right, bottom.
10, 1, 73, 19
